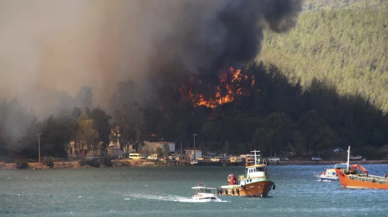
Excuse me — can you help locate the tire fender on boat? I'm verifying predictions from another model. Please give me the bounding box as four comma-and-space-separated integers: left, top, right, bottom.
241, 185, 245, 190
272, 185, 276, 190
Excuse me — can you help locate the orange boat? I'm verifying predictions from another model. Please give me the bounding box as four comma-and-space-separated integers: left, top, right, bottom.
334, 146, 388, 189
217, 150, 275, 197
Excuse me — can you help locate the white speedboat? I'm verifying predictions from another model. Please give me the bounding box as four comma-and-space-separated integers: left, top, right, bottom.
349, 155, 363, 160
192, 186, 221, 202
315, 168, 339, 182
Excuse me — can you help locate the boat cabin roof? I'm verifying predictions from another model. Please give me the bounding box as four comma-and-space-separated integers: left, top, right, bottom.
246, 164, 266, 169
334, 163, 347, 168
326, 168, 336, 172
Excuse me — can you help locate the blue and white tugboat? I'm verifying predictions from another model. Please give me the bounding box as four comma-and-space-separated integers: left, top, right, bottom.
315, 168, 339, 182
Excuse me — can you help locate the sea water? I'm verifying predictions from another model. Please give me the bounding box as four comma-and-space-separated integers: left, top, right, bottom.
1, 164, 387, 217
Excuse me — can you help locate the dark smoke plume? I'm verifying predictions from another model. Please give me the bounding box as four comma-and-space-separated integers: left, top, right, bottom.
0, 0, 302, 119
147, 0, 303, 95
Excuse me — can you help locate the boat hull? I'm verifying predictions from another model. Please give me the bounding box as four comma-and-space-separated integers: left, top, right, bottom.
219, 181, 274, 197
335, 168, 388, 189
192, 197, 221, 202
318, 177, 338, 182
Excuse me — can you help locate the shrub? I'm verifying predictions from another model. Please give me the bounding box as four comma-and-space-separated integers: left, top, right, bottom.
86, 158, 100, 167
4, 157, 14, 163
78, 159, 87, 166
16, 159, 28, 169
42, 158, 54, 168
100, 156, 113, 167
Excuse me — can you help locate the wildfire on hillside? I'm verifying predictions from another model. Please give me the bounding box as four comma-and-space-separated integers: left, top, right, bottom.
177, 67, 256, 108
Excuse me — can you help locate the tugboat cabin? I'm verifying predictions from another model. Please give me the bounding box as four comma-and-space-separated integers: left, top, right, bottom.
239, 164, 269, 185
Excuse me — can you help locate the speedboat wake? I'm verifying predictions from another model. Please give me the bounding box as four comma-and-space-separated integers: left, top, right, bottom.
125, 194, 228, 203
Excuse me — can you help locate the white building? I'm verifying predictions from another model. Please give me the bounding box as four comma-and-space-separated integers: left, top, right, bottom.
143, 141, 176, 153
107, 147, 123, 157
185, 149, 202, 160
67, 141, 101, 157
107, 140, 122, 157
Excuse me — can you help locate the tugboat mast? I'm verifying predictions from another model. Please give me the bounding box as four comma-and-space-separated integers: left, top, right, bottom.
251, 150, 260, 166
347, 146, 350, 171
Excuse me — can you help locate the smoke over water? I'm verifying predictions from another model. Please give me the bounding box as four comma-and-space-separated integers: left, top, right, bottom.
0, 0, 302, 119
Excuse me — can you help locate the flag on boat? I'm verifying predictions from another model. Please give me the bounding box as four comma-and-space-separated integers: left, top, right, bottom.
199, 182, 203, 186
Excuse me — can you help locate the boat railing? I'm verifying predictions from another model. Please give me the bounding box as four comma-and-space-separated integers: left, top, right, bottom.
348, 174, 388, 184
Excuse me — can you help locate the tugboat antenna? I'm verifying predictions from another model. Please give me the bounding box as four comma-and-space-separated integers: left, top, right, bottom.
347, 146, 350, 171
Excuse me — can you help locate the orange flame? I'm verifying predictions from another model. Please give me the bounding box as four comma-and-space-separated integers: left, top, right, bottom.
178, 66, 254, 108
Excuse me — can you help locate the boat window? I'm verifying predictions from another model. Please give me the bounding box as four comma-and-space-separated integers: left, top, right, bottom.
198, 188, 209, 193
256, 167, 264, 171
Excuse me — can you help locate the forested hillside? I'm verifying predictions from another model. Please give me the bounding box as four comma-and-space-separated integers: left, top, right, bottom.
260, 0, 388, 111
303, 0, 388, 11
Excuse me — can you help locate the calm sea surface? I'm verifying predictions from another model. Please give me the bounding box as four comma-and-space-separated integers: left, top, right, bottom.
1, 164, 387, 217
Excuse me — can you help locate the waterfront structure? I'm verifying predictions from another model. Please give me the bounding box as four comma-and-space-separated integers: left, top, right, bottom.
185, 149, 202, 160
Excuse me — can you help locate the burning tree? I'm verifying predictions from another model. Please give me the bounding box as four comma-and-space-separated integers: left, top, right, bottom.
177, 66, 257, 108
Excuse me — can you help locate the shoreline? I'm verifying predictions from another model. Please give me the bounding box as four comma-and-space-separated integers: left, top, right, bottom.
270, 160, 388, 165
1, 159, 388, 170
0, 159, 167, 170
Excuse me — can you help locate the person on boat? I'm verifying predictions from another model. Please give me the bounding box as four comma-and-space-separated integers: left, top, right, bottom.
384, 174, 387, 179
323, 171, 326, 175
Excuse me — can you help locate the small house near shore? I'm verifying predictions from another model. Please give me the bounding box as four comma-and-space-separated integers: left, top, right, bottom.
67, 141, 101, 157
143, 141, 176, 153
